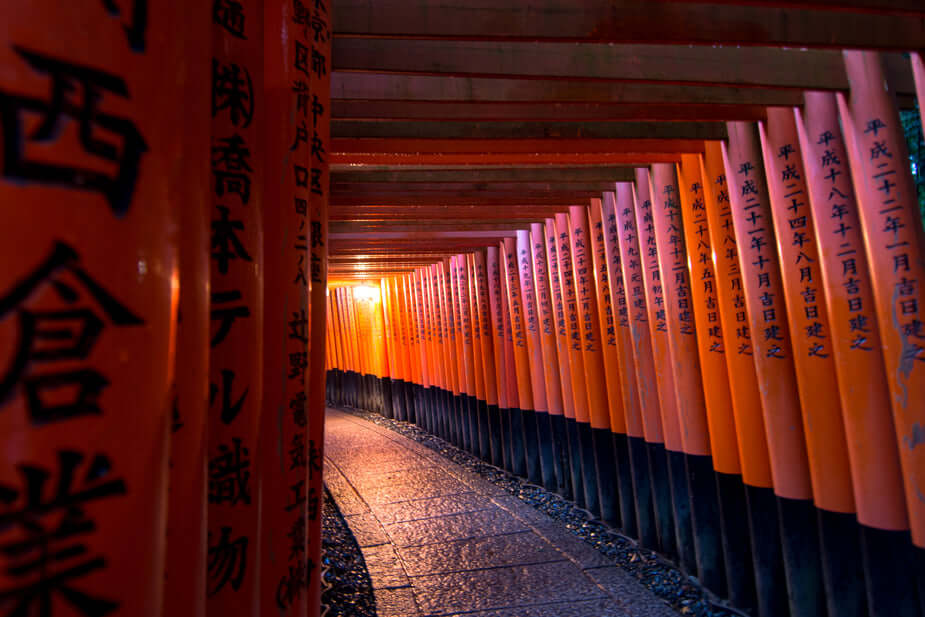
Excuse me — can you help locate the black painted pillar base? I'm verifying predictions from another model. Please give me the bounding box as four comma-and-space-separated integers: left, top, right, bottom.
499, 407, 512, 472
627, 437, 657, 549
477, 399, 491, 462
591, 426, 621, 528
452, 394, 464, 448
565, 417, 585, 508
508, 407, 527, 478
818, 509, 867, 617
858, 525, 920, 617
467, 395, 480, 456
777, 496, 828, 617
548, 413, 572, 499
685, 455, 727, 597
648, 443, 677, 559
535, 410, 558, 492
612, 433, 637, 539
744, 486, 791, 617
715, 472, 757, 612
667, 450, 696, 573
577, 421, 601, 517
521, 408, 543, 485
403, 380, 415, 424
487, 404, 504, 468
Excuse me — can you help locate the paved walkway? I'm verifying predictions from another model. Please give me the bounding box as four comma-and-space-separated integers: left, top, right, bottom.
323, 408, 680, 617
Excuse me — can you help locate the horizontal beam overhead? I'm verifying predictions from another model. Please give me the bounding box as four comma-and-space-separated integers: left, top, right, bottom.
330, 221, 535, 233
333, 39, 915, 93
332, 101, 770, 122
332, 181, 614, 193
331, 153, 683, 165
331, 120, 727, 140
331, 73, 805, 106
332, 138, 705, 154
333, 0, 925, 49
331, 166, 635, 183
331, 193, 599, 206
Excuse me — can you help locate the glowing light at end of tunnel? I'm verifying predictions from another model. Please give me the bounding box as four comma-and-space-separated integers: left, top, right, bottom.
352, 285, 381, 302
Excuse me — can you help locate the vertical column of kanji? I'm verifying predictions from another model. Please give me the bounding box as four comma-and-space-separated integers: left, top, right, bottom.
389, 280, 407, 420
650, 163, 726, 594
555, 212, 600, 515
516, 230, 555, 489
611, 183, 673, 554
573, 203, 625, 529
700, 142, 786, 617
305, 0, 331, 608
429, 266, 448, 439
206, 0, 265, 613
448, 258, 470, 448
467, 254, 491, 461
839, 50, 925, 601
724, 121, 824, 617
531, 224, 570, 497
759, 108, 866, 617
379, 280, 395, 418
456, 257, 478, 453
404, 275, 422, 425
0, 2, 178, 615
601, 191, 656, 547
475, 251, 503, 467
499, 243, 526, 476
545, 219, 582, 505
634, 170, 690, 568
588, 201, 637, 535
411, 271, 428, 427
165, 0, 211, 615
422, 269, 437, 432
439, 261, 461, 447
261, 0, 312, 610
486, 247, 513, 473
676, 154, 755, 610
505, 238, 541, 483
797, 93, 917, 617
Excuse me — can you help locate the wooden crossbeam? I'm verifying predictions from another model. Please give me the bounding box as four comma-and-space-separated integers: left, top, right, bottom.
333, 0, 925, 49
331, 166, 634, 183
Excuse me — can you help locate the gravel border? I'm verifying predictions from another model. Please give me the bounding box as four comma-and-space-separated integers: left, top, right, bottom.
337, 406, 748, 617
321, 486, 377, 617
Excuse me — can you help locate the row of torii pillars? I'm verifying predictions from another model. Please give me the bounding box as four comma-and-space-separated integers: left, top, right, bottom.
325, 54, 925, 617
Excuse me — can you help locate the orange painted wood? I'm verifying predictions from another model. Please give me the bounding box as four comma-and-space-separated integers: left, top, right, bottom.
486, 247, 509, 410
634, 170, 683, 452
795, 92, 907, 529
427, 266, 445, 391
759, 107, 855, 514
440, 261, 462, 397
723, 122, 812, 501
612, 184, 665, 445
414, 270, 432, 388
516, 231, 549, 413
587, 202, 629, 434
331, 153, 684, 166
504, 238, 535, 411
650, 163, 712, 457
839, 51, 925, 545
600, 193, 646, 439
531, 224, 565, 417
498, 243, 522, 411
545, 220, 578, 422
475, 251, 500, 407
455, 256, 477, 397
555, 213, 592, 425
468, 254, 488, 403
450, 257, 470, 396
700, 142, 773, 488
915, 53, 925, 132
676, 155, 741, 475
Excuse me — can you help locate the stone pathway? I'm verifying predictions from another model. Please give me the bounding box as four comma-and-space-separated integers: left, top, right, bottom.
323, 408, 681, 617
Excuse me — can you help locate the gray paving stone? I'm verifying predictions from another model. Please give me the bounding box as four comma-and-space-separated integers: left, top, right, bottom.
411, 561, 608, 615
344, 512, 390, 548
363, 476, 472, 506
397, 531, 566, 577
433, 598, 629, 617
375, 587, 421, 617
372, 492, 491, 524
361, 544, 411, 590
584, 566, 680, 617
527, 521, 613, 569
385, 507, 529, 548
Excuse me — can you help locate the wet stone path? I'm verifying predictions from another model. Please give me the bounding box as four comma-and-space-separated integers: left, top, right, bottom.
324, 408, 680, 617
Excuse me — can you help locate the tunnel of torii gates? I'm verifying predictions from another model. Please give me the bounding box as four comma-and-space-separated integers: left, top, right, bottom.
2, 2, 925, 617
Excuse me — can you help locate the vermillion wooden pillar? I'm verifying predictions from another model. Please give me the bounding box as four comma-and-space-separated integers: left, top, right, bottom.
634, 169, 690, 567
0, 3, 180, 614
531, 223, 571, 497
431, 264, 451, 440
306, 0, 332, 608
601, 191, 660, 549
207, 0, 265, 613
442, 261, 464, 447
455, 256, 478, 453
475, 251, 504, 467
261, 0, 314, 610
650, 162, 726, 594
577, 203, 629, 529
545, 219, 583, 503
796, 92, 917, 617
499, 241, 527, 476
554, 213, 600, 512
165, 1, 211, 615
724, 121, 825, 617
379, 279, 395, 418
413, 270, 432, 429
451, 257, 473, 449
914, 53, 925, 133
426, 267, 445, 436
839, 50, 925, 610
486, 246, 514, 473
677, 153, 755, 612
516, 230, 555, 489
467, 254, 491, 461
505, 237, 541, 483
611, 184, 674, 553
759, 107, 866, 617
